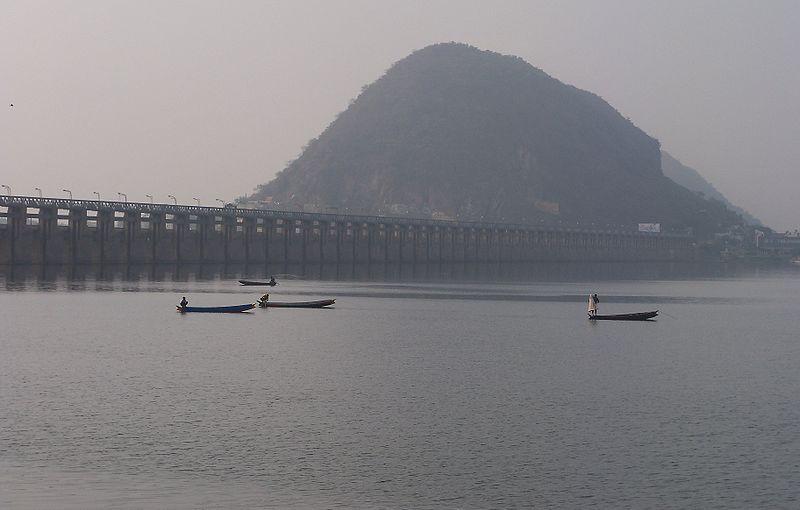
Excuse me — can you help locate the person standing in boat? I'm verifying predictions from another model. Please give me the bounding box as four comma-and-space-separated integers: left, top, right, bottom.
179, 296, 188, 311
587, 293, 599, 317
268, 276, 276, 286
258, 293, 269, 307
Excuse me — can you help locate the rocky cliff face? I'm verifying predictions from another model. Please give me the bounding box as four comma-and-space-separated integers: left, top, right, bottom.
247, 43, 740, 233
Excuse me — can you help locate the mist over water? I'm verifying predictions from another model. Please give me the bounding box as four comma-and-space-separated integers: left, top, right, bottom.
2, 263, 800, 508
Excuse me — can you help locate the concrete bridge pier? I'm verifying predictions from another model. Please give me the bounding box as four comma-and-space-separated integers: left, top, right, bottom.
436, 227, 445, 265
308, 220, 321, 271
382, 224, 390, 265
319, 222, 334, 267
242, 217, 253, 266
396, 226, 408, 264
298, 220, 308, 274
461, 229, 471, 263
332, 223, 341, 277
497, 229, 507, 265
300, 220, 317, 268
439, 227, 456, 265
415, 227, 425, 265
484, 229, 495, 263
348, 223, 357, 272
262, 220, 274, 268
280, 220, 290, 273
355, 223, 369, 266
223, 216, 233, 265
4, 205, 22, 264
391, 225, 401, 264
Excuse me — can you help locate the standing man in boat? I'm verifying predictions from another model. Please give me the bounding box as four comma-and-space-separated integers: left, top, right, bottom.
587, 293, 599, 317
179, 296, 188, 312
258, 293, 270, 307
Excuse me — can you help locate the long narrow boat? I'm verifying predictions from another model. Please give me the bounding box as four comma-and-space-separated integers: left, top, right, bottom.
589, 310, 658, 321
259, 299, 335, 309
239, 280, 277, 286
177, 303, 256, 313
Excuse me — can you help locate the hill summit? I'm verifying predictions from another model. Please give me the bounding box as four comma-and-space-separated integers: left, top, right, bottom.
247, 43, 740, 233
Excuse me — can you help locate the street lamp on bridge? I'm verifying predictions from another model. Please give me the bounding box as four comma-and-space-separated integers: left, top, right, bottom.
193, 197, 201, 206
1, 184, 11, 195
145, 194, 153, 203
117, 192, 127, 203
35, 187, 42, 198
62, 189, 72, 199
92, 191, 100, 201
167, 194, 177, 205
215, 198, 225, 208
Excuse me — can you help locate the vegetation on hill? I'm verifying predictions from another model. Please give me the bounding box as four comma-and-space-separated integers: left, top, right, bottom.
661, 151, 761, 226
246, 43, 743, 236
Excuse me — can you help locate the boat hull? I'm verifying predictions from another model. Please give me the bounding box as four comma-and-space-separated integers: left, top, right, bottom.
259, 299, 335, 309
239, 280, 277, 286
177, 303, 255, 313
589, 310, 658, 321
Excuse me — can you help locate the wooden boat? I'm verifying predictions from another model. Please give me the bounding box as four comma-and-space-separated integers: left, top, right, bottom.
258, 299, 335, 309
239, 279, 277, 286
177, 303, 255, 313
589, 310, 658, 321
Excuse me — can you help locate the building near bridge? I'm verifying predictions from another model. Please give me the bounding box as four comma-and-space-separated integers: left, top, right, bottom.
756, 230, 800, 254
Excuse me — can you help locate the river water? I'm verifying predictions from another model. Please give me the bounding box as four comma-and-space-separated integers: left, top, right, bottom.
1, 263, 799, 509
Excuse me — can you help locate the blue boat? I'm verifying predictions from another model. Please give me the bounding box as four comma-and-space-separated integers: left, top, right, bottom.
177, 303, 255, 313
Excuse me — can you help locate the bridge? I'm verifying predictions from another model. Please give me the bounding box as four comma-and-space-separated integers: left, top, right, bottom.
0, 195, 694, 267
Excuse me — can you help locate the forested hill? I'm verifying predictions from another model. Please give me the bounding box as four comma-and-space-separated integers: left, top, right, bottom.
246, 42, 741, 235
661, 151, 761, 226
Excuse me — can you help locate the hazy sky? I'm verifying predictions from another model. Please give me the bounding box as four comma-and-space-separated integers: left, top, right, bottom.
2, 0, 798, 229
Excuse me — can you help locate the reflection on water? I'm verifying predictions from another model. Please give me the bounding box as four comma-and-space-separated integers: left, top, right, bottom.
1, 260, 794, 289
